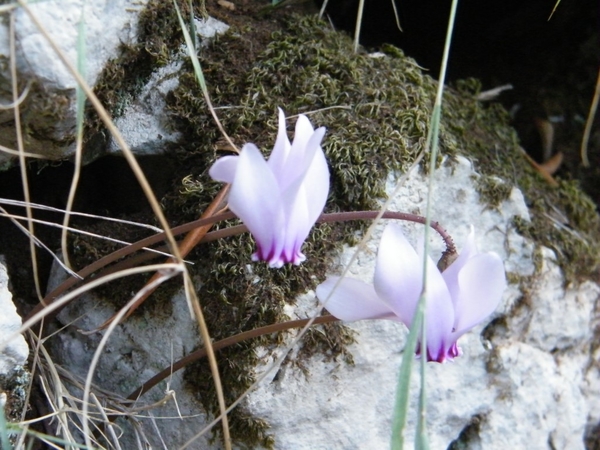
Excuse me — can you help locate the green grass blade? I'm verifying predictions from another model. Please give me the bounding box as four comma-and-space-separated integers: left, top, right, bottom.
172, 0, 237, 151
188, 0, 199, 52
390, 299, 424, 449
390, 0, 459, 448
173, 0, 208, 94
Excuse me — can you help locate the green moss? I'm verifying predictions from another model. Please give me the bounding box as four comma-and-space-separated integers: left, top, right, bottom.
447, 414, 485, 450
442, 77, 600, 283
84, 0, 194, 161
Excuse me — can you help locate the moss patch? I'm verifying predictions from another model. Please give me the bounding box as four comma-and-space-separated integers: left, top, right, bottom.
0, 365, 30, 431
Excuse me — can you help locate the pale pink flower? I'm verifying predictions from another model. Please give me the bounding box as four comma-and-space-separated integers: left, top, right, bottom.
316, 224, 506, 362
209, 108, 329, 268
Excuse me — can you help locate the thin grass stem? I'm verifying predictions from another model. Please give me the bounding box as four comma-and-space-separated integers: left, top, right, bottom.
61, 5, 87, 270
353, 0, 365, 53
580, 66, 600, 167
10, 10, 43, 302
391, 0, 459, 447
172, 2, 234, 445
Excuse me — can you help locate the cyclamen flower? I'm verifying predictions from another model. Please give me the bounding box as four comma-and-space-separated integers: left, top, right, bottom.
209, 108, 329, 268
316, 224, 506, 363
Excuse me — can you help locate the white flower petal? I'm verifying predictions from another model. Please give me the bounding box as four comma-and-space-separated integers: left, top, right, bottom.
442, 225, 478, 306
452, 252, 506, 336
290, 114, 315, 156
280, 141, 330, 254
208, 155, 239, 183
302, 144, 330, 226
211, 109, 329, 268
228, 144, 284, 259
316, 276, 397, 321
374, 224, 424, 326
278, 126, 326, 193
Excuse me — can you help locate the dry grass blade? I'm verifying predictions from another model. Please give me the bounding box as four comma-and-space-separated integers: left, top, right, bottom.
0, 143, 48, 158
581, 65, 600, 167
23, 212, 236, 326
539, 151, 563, 176
0, 197, 164, 232
0, 206, 81, 279
172, 1, 234, 446
96, 184, 229, 330
10, 10, 44, 302
61, 5, 87, 271
518, 146, 559, 186
0, 208, 186, 265
0, 79, 30, 109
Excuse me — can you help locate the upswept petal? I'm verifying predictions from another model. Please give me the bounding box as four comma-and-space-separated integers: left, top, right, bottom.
279, 126, 326, 192
279, 144, 330, 259
302, 145, 330, 227
316, 276, 397, 321
267, 108, 292, 178
227, 144, 285, 264
451, 252, 506, 337
290, 114, 315, 158
441, 226, 478, 309
208, 155, 239, 183
374, 224, 423, 326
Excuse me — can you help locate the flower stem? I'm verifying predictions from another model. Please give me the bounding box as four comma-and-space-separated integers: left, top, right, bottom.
25, 210, 456, 327
126, 314, 338, 400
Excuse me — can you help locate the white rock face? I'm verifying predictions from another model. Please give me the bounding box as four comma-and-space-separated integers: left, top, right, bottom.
244, 156, 599, 450
0, 0, 147, 166
0, 1, 142, 89
107, 60, 184, 155
0, 258, 28, 375
46, 276, 216, 448
106, 16, 230, 156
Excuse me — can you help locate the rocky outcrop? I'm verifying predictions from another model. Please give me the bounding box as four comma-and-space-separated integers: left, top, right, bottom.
246, 158, 600, 450
0, 0, 148, 168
